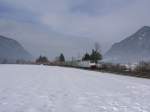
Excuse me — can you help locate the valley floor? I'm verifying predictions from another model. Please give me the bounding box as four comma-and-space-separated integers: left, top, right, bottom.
0, 64, 150, 112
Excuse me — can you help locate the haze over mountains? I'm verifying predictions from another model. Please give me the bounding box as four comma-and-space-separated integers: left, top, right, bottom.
104, 26, 150, 63
1, 26, 150, 64
0, 35, 32, 63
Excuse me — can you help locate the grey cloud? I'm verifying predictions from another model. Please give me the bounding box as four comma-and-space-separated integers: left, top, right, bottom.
0, 0, 150, 59
0, 19, 94, 59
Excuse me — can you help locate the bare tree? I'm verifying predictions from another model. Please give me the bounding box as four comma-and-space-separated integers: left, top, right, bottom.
94, 42, 101, 52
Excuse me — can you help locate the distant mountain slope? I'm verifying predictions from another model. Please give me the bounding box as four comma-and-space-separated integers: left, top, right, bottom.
0, 35, 32, 63
104, 26, 150, 63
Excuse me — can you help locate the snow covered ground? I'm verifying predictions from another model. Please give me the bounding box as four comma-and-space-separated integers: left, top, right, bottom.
0, 64, 150, 112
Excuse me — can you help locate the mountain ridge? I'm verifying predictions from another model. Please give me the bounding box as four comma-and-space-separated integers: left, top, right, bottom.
104, 26, 150, 63
0, 35, 32, 63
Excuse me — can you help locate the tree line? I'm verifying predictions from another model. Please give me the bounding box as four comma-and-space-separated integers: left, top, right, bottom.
82, 49, 102, 63
35, 42, 103, 64
36, 53, 65, 64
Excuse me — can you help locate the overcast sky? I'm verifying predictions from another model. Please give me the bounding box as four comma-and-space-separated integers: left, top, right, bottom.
0, 0, 150, 59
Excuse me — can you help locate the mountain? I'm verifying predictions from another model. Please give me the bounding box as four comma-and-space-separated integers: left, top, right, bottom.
0, 35, 32, 63
104, 26, 150, 63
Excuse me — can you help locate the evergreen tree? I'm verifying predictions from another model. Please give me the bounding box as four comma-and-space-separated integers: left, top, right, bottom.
59, 53, 65, 62
82, 53, 91, 61
90, 49, 102, 63
36, 56, 49, 63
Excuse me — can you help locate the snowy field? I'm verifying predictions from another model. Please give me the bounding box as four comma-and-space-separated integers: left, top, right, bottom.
0, 65, 150, 112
